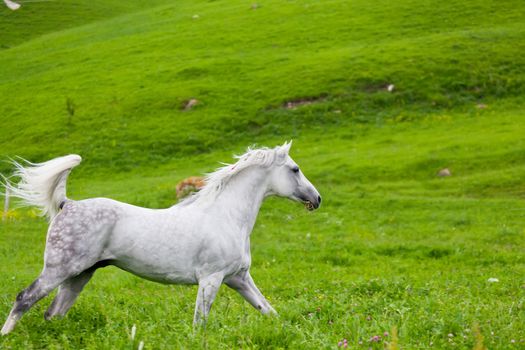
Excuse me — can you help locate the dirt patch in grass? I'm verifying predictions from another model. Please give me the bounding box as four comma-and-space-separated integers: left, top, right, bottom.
282, 95, 328, 109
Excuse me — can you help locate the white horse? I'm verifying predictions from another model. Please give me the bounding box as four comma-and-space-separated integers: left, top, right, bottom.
1, 142, 321, 335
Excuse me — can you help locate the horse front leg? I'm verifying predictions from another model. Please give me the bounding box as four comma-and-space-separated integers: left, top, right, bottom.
225, 271, 277, 315
193, 273, 224, 327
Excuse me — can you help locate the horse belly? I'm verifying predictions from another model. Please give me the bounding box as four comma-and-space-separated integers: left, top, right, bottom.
113, 260, 198, 285
107, 218, 202, 284
107, 209, 246, 284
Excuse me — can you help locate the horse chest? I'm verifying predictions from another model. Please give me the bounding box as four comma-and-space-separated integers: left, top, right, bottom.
207, 237, 251, 272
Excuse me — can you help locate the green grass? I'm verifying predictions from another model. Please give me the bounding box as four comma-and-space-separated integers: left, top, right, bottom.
1, 0, 524, 348
1, 0, 524, 173
0, 0, 175, 49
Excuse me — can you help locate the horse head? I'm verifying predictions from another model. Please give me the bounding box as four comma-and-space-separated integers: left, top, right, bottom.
267, 141, 321, 211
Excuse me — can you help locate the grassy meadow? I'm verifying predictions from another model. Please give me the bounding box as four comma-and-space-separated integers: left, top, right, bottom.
1, 0, 524, 348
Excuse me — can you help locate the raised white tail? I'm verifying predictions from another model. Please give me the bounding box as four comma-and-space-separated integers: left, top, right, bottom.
2, 155, 81, 221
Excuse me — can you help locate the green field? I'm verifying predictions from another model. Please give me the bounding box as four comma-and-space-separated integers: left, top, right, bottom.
1, 0, 524, 348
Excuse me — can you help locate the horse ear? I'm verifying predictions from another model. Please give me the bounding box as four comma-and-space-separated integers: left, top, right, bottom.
274, 141, 291, 163
281, 140, 292, 154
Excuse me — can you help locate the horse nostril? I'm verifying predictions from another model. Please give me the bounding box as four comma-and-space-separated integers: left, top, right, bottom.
317, 195, 321, 204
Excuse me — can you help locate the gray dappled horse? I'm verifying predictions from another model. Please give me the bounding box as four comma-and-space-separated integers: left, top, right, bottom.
1, 142, 321, 334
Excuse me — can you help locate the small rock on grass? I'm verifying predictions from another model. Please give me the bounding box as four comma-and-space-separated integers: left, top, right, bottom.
437, 168, 451, 177
183, 98, 199, 110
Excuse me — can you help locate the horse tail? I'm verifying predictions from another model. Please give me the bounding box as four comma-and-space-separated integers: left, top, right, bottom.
2, 154, 82, 221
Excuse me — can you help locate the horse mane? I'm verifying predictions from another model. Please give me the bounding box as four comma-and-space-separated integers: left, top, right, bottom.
181, 145, 288, 204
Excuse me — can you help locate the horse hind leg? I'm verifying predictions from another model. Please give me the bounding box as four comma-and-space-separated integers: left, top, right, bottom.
1, 260, 102, 335
44, 268, 96, 320
1, 270, 67, 335
43, 259, 111, 320
2, 212, 106, 334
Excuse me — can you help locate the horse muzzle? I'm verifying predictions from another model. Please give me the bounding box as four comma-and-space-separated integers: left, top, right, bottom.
297, 193, 321, 211
304, 195, 321, 211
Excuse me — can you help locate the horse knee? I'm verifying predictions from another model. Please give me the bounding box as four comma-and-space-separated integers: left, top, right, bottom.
13, 280, 41, 314
13, 295, 31, 314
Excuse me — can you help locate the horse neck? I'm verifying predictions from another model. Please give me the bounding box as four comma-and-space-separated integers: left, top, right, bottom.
213, 167, 270, 236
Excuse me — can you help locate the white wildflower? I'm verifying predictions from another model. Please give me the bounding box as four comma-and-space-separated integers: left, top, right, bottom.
487, 277, 499, 283
3, 0, 20, 10
131, 324, 136, 340
138, 340, 144, 350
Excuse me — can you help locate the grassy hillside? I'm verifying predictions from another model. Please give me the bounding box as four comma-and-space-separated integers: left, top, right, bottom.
0, 0, 524, 349
0, 0, 524, 174
0, 0, 174, 49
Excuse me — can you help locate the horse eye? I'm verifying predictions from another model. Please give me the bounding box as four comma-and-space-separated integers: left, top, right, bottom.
291, 166, 300, 173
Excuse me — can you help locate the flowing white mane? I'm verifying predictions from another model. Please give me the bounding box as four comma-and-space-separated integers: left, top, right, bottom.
185, 143, 290, 203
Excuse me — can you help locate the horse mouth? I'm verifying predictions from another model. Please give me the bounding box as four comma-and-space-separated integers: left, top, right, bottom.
295, 193, 320, 211
304, 200, 315, 211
